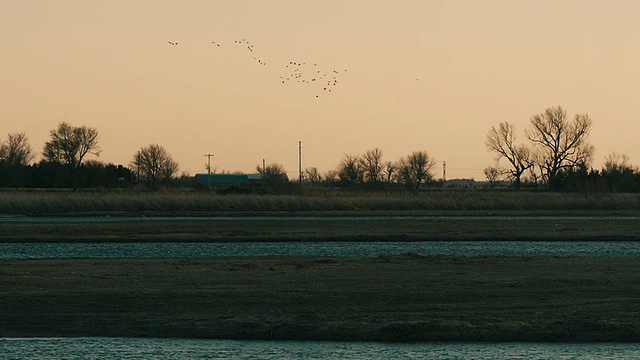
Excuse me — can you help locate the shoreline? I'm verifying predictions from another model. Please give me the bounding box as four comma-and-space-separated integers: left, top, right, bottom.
3, 255, 640, 342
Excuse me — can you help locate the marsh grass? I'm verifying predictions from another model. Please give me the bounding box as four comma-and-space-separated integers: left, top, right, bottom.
1, 190, 639, 215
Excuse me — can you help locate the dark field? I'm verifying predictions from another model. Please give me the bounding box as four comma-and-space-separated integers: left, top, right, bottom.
3, 211, 640, 242
2, 191, 640, 342
2, 255, 640, 342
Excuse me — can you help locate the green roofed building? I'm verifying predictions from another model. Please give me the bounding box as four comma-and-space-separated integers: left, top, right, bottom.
195, 173, 264, 186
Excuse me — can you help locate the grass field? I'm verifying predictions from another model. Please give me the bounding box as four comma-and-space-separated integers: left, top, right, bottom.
1, 190, 640, 215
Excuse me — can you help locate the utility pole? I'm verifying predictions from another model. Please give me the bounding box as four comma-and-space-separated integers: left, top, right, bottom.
298, 141, 302, 187
443, 161, 447, 182
204, 154, 214, 187
262, 158, 266, 183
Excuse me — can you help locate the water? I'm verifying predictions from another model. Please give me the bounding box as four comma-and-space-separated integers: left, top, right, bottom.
3, 217, 639, 357
3, 215, 640, 223
2, 240, 640, 260
2, 338, 640, 359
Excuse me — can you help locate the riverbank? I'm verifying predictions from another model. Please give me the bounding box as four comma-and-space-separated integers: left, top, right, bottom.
2, 255, 639, 342
3, 211, 640, 242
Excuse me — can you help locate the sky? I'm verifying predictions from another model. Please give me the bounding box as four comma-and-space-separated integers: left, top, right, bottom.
2, 1, 640, 180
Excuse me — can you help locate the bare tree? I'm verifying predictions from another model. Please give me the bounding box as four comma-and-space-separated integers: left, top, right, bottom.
0, 132, 34, 166
359, 148, 384, 184
42, 122, 101, 168
131, 144, 179, 188
396, 151, 437, 192
527, 149, 545, 191
323, 169, 339, 185
485, 122, 533, 190
602, 152, 636, 192
304, 167, 322, 184
384, 161, 396, 184
338, 154, 365, 190
603, 152, 635, 173
483, 166, 502, 188
526, 106, 594, 190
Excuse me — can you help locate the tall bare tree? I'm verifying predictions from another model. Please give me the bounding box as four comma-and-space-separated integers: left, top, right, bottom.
42, 122, 101, 168
485, 122, 533, 190
338, 154, 365, 190
397, 151, 436, 192
526, 106, 594, 190
359, 148, 384, 185
131, 144, 179, 188
0, 132, 34, 166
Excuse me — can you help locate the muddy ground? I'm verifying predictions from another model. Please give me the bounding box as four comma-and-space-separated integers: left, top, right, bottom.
2, 255, 640, 342
3, 212, 640, 242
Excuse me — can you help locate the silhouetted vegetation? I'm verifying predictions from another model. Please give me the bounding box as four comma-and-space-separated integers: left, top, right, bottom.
0, 161, 134, 189
41, 122, 101, 188
486, 122, 533, 190
486, 106, 595, 191
3, 107, 640, 194
131, 144, 179, 189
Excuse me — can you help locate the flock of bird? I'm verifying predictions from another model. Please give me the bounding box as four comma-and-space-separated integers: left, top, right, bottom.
280, 61, 346, 97
167, 38, 347, 98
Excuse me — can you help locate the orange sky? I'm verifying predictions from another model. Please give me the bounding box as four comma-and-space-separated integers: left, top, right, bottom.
2, 1, 640, 180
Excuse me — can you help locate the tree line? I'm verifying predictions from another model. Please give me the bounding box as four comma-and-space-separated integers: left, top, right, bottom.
0, 121, 440, 192
485, 105, 640, 192
301, 149, 437, 193
2, 106, 640, 192
0, 122, 178, 189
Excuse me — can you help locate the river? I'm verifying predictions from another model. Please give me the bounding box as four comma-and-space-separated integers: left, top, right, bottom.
3, 338, 640, 359
2, 240, 640, 259
3, 216, 639, 356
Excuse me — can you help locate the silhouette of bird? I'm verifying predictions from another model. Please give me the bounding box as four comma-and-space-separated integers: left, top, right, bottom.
168, 41, 178, 46
278, 57, 348, 98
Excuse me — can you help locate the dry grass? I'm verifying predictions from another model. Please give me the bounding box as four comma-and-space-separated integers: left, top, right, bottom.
1, 190, 640, 215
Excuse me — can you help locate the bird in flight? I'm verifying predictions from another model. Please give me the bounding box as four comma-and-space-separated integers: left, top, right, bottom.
164, 37, 348, 98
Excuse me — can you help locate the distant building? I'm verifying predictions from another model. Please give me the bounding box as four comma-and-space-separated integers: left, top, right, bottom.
195, 173, 263, 186
247, 174, 264, 182
195, 173, 289, 187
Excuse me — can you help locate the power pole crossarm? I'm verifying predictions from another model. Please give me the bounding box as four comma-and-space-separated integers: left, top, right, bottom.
204, 154, 214, 187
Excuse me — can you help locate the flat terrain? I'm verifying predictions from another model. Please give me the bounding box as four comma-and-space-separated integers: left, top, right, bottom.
2, 255, 640, 342
2, 211, 640, 242
2, 203, 640, 342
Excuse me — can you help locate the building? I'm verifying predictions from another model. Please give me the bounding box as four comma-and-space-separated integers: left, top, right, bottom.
194, 173, 264, 186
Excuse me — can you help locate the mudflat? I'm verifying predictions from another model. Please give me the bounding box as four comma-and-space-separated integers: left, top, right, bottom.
2, 255, 640, 342
3, 212, 640, 242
